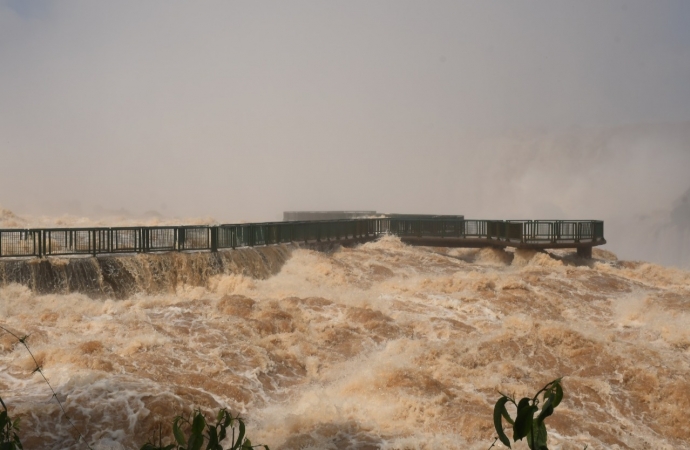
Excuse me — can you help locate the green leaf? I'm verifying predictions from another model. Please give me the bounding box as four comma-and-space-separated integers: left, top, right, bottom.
233, 419, 246, 450
552, 383, 563, 408
526, 409, 551, 450
218, 423, 227, 444
241, 438, 252, 450
525, 428, 533, 450
493, 397, 511, 448
188, 433, 203, 450
173, 418, 187, 446
206, 426, 218, 450
513, 401, 538, 442
192, 412, 206, 436
536, 397, 554, 424
501, 406, 515, 426
535, 420, 548, 450
525, 420, 548, 450
516, 398, 531, 413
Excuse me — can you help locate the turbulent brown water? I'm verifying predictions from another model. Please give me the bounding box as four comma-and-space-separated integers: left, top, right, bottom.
1, 236, 689, 449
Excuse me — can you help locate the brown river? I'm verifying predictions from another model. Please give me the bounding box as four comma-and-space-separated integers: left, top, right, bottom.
1, 236, 689, 449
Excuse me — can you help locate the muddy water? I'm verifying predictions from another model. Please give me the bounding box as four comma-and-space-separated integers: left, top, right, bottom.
0, 245, 294, 298
1, 236, 689, 449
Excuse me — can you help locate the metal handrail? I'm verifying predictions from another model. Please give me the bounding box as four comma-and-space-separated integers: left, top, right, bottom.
0, 218, 604, 258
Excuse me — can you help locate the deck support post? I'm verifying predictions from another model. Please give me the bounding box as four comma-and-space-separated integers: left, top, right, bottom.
577, 246, 592, 259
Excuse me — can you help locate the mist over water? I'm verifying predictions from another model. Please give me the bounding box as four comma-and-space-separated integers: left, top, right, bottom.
1, 236, 689, 449
3, 119, 690, 268
2, 1, 690, 266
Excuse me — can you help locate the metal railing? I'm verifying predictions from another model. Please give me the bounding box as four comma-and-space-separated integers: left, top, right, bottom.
0, 218, 604, 258
386, 219, 604, 243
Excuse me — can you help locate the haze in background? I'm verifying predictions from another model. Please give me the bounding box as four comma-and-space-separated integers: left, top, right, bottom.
1, 1, 689, 266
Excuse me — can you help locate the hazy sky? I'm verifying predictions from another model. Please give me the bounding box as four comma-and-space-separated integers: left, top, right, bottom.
1, 1, 689, 232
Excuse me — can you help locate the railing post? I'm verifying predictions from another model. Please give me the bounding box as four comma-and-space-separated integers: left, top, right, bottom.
180, 227, 187, 251
210, 226, 218, 252
556, 221, 561, 241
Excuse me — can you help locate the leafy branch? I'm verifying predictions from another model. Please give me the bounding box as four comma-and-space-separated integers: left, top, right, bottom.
0, 395, 23, 450
493, 378, 563, 450
140, 408, 269, 450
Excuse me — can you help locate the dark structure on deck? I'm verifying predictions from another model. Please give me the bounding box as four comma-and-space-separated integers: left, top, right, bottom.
283, 211, 377, 221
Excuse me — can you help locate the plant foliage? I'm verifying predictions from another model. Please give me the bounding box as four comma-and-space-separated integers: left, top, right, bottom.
492, 378, 563, 450
140, 408, 269, 450
0, 395, 23, 450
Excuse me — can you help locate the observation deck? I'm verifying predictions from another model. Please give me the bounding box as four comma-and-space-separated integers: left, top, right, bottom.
0, 216, 605, 259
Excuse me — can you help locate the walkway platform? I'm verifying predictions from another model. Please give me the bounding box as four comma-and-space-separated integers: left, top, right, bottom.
0, 217, 605, 259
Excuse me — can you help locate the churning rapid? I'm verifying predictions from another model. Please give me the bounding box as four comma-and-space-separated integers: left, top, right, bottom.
1, 236, 689, 449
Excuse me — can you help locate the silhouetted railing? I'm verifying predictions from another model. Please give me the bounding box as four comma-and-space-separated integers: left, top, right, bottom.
0, 218, 604, 258
380, 218, 604, 243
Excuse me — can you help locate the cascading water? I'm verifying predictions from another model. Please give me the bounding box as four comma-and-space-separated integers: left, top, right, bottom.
1, 235, 689, 449
0, 245, 294, 298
